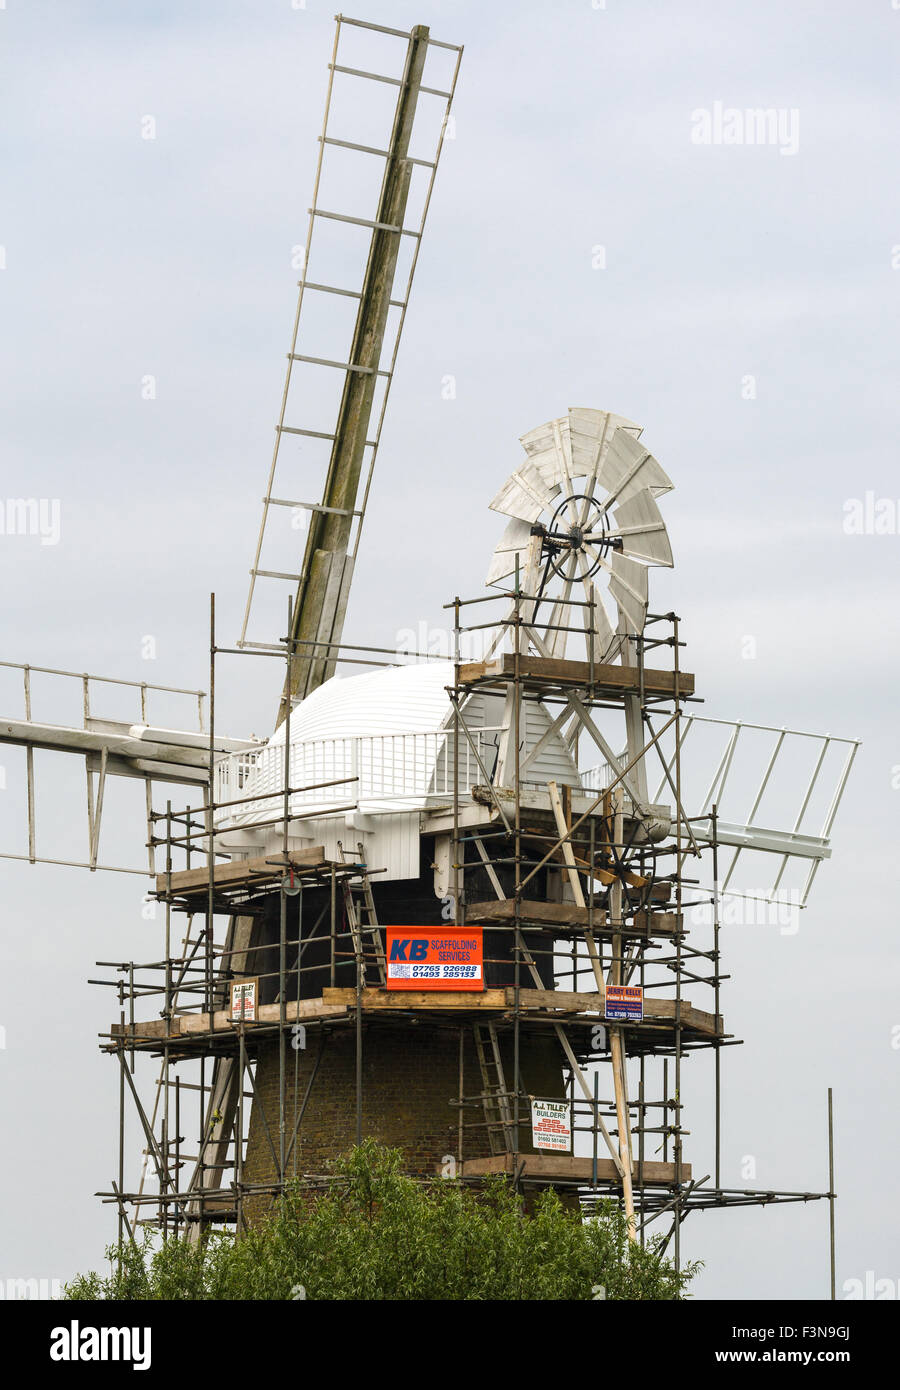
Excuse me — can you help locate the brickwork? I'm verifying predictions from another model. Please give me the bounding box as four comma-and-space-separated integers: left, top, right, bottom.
241, 1020, 568, 1221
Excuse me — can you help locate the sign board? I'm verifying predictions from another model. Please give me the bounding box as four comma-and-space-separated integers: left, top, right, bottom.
230, 977, 259, 1023
385, 927, 483, 991
604, 984, 643, 1022
531, 1098, 571, 1153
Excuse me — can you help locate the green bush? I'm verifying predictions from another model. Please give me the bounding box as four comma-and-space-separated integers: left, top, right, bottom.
66, 1140, 698, 1301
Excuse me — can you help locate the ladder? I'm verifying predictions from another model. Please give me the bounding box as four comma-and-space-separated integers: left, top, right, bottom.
472, 1023, 515, 1155
338, 840, 386, 985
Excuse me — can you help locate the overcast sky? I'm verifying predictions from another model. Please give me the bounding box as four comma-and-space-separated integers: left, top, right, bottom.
1, 0, 898, 1301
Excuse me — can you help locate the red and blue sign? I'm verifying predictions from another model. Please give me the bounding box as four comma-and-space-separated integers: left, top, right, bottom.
385, 927, 484, 991
604, 984, 643, 1021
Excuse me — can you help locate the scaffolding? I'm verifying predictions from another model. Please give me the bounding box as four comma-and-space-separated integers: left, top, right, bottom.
93, 576, 840, 1288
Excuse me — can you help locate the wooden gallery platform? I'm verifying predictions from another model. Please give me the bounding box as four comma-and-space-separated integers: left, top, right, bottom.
154, 847, 341, 912
466, 898, 681, 940
107, 985, 725, 1057
456, 654, 694, 702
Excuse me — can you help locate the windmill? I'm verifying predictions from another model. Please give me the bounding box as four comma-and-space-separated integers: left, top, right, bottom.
1, 16, 858, 1280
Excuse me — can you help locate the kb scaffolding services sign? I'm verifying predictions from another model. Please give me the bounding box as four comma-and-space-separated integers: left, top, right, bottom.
385, 927, 483, 991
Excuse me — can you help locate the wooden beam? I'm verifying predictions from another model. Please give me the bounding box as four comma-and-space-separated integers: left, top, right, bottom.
457, 654, 694, 700
322, 986, 509, 1011
156, 847, 327, 897
503, 987, 603, 1012
111, 994, 348, 1042
319, 986, 722, 1036
458, 1154, 692, 1184
465, 899, 681, 936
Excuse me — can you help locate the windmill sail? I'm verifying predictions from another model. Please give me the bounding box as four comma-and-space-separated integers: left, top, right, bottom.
237, 21, 463, 727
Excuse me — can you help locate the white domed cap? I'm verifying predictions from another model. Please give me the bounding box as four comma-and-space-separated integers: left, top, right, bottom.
267, 661, 455, 746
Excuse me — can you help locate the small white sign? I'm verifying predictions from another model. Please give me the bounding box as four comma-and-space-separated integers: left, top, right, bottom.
531, 1098, 571, 1153
230, 978, 258, 1023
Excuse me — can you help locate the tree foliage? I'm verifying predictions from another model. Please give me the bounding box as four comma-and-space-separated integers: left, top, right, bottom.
66, 1141, 698, 1301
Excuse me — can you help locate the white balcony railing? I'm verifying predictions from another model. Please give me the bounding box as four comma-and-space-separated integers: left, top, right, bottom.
213, 727, 506, 827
